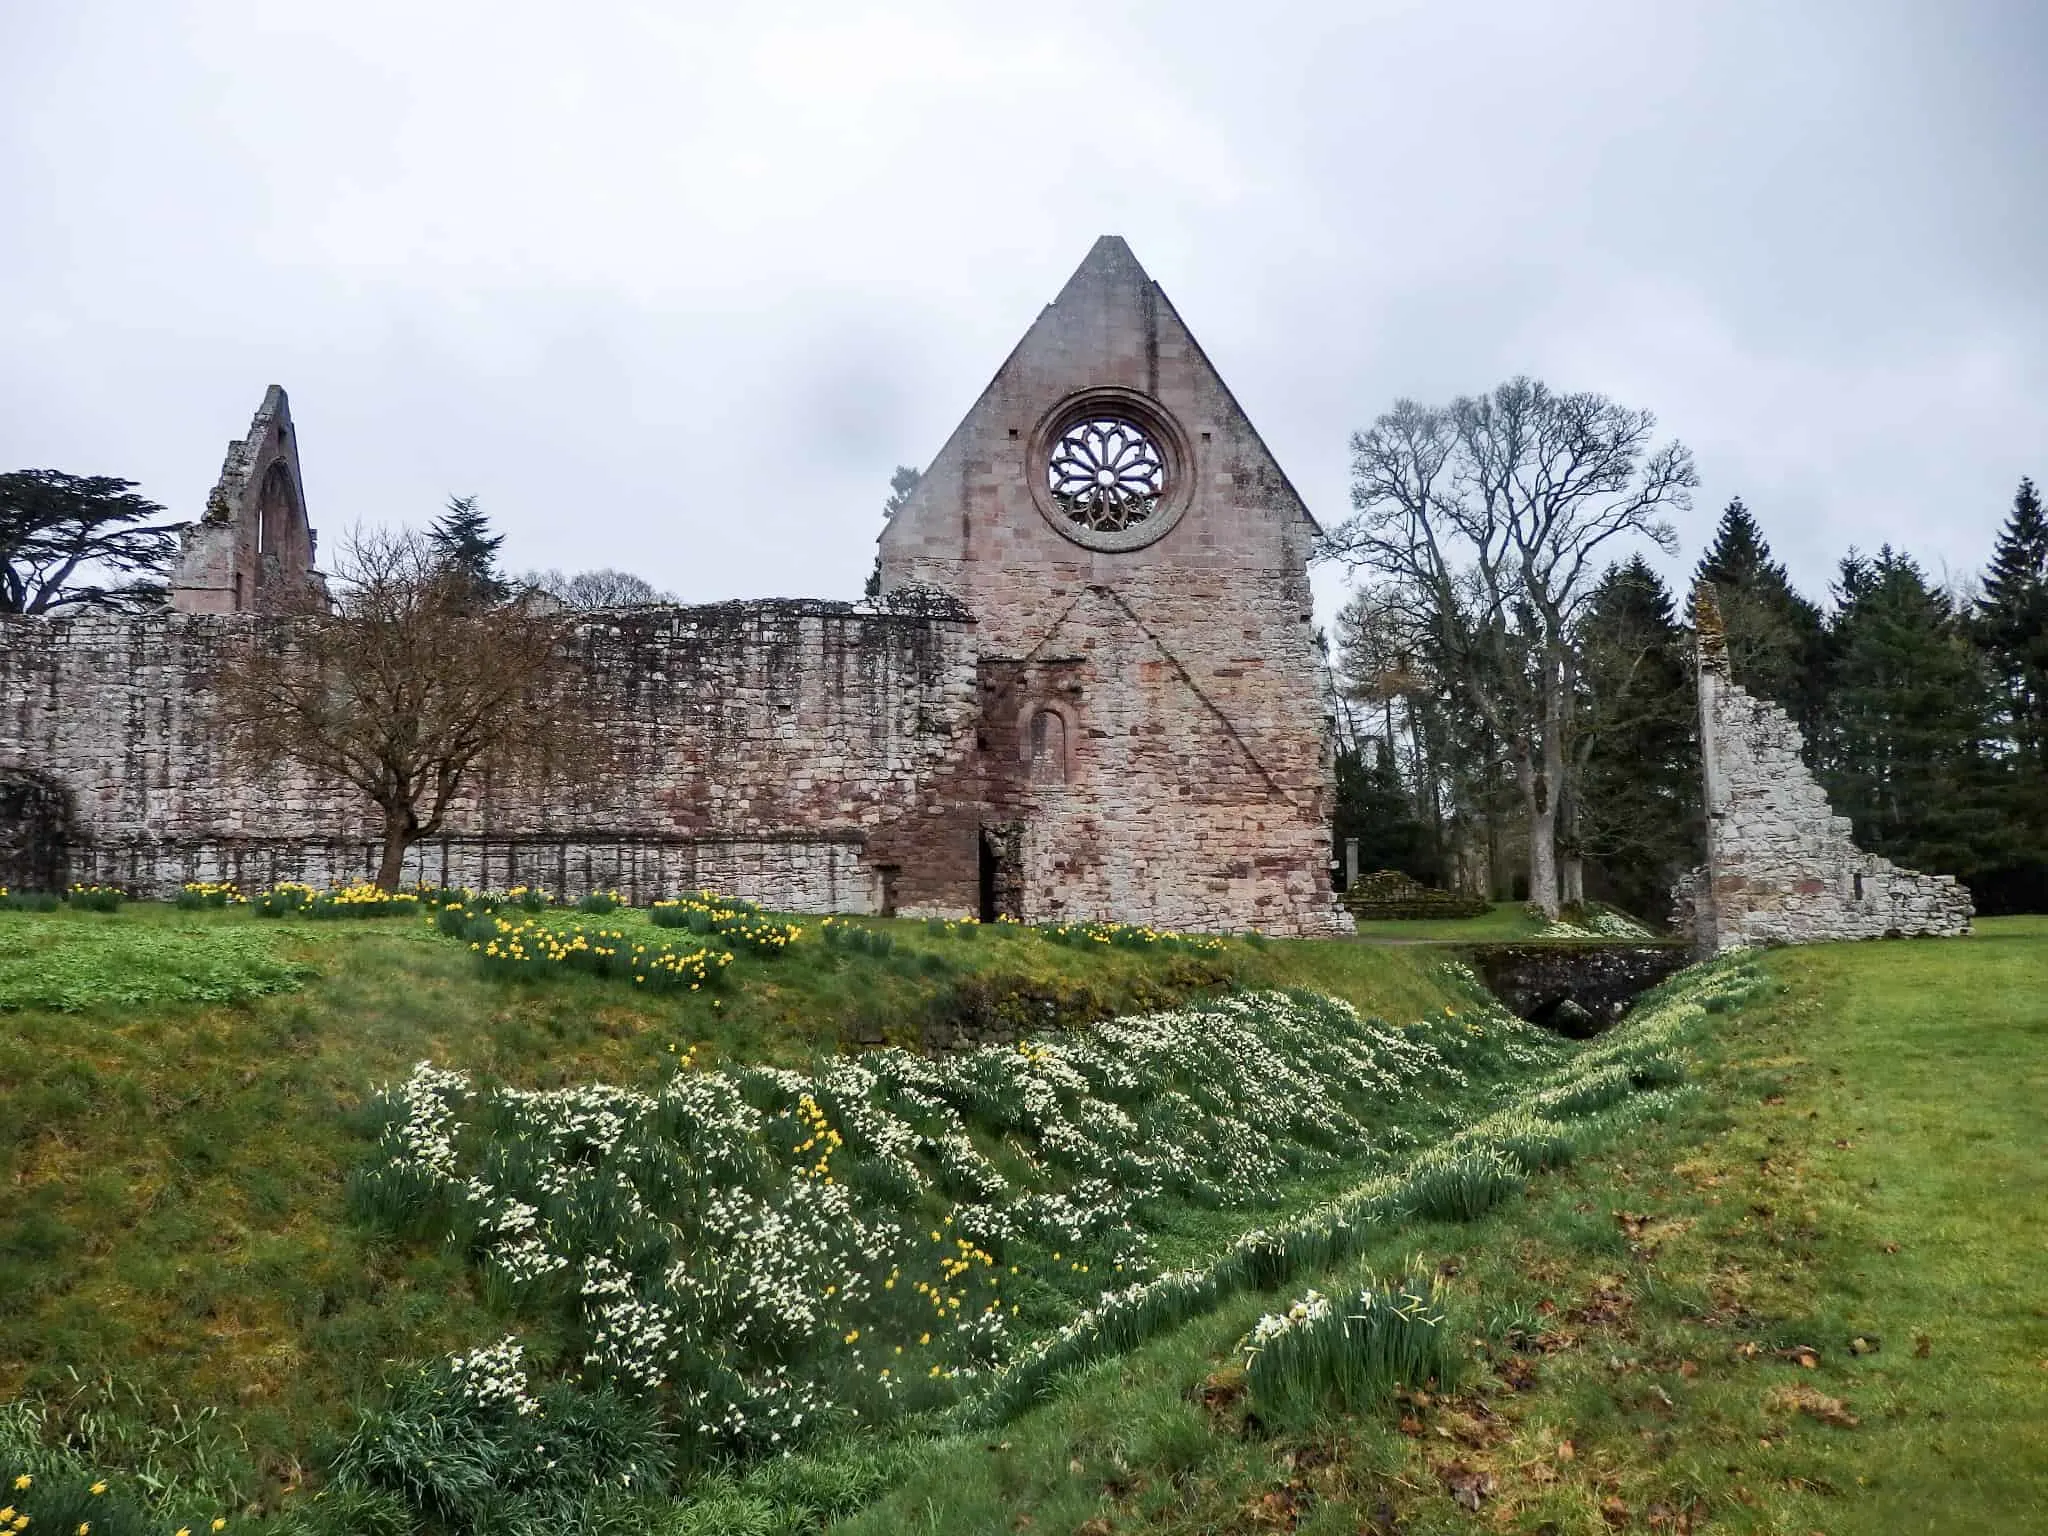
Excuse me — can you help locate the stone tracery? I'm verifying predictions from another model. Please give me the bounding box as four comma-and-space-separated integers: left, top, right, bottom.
1047, 416, 1166, 532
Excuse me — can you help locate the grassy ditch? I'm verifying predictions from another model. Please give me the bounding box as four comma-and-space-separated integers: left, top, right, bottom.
820, 918, 2048, 1535
0, 898, 1478, 1527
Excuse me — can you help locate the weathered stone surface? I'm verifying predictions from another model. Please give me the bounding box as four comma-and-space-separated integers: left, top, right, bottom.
1467, 943, 1691, 1034
880, 236, 1346, 936
1671, 586, 1972, 950
0, 602, 977, 911
168, 387, 327, 615
0, 239, 1346, 934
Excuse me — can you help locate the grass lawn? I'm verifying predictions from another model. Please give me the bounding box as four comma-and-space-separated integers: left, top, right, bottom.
831, 918, 2048, 1533
4, 903, 2040, 1533
1349, 904, 1555, 943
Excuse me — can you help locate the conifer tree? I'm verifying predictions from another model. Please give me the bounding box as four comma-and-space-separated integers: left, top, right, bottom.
1332, 736, 1435, 885
1571, 557, 1700, 918
429, 494, 509, 605
1971, 477, 2048, 904
1693, 497, 1828, 737
1824, 547, 1998, 878
1976, 477, 2048, 766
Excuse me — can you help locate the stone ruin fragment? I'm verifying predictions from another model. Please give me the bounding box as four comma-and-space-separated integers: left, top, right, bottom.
167, 385, 328, 614
1671, 584, 1972, 951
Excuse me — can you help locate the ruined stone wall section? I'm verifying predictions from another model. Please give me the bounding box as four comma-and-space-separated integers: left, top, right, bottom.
877, 236, 1346, 937
1676, 588, 1972, 950
0, 603, 981, 909
168, 387, 326, 615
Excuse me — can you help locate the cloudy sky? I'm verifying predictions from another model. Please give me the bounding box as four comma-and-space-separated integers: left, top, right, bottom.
2, 0, 2041, 619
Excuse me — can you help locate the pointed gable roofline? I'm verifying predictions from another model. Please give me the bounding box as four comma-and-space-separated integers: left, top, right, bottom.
888, 236, 1319, 545
1056, 237, 1320, 535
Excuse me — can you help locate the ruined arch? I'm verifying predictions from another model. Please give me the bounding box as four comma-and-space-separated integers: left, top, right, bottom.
0, 768, 72, 893
169, 386, 327, 614
1024, 702, 1071, 786
256, 459, 303, 561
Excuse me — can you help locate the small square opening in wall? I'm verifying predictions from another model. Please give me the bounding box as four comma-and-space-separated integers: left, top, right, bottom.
1008, 428, 1019, 439
1200, 431, 1211, 442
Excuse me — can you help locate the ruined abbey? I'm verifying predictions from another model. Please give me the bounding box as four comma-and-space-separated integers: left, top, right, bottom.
0, 238, 1351, 935
0, 239, 1980, 947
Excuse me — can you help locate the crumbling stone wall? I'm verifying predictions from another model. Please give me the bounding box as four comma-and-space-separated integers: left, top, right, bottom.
1672, 587, 1972, 950
0, 602, 979, 908
168, 387, 327, 615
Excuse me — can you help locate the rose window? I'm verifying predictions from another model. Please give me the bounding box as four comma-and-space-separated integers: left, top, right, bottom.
1047, 417, 1167, 533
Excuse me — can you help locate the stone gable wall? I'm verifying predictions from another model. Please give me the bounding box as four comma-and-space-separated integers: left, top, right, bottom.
878, 236, 1346, 937
1673, 592, 1972, 950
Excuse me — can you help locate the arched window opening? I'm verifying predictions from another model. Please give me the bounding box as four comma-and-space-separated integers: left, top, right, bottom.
1028, 707, 1068, 786
256, 461, 298, 563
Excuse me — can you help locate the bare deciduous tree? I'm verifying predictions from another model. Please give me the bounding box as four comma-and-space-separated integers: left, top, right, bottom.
214, 527, 599, 889
518, 567, 675, 608
1327, 378, 1697, 915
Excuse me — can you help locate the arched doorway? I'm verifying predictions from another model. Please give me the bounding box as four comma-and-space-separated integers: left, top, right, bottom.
0, 770, 71, 893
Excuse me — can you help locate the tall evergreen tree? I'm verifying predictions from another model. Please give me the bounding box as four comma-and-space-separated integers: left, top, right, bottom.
1976, 477, 2048, 763
429, 494, 509, 605
1824, 547, 1999, 878
1332, 736, 1436, 885
1571, 557, 1701, 919
1971, 477, 2048, 906
1693, 497, 1828, 737
0, 469, 178, 614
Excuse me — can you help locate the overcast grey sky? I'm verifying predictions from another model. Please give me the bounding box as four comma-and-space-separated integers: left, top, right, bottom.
2, 0, 2041, 618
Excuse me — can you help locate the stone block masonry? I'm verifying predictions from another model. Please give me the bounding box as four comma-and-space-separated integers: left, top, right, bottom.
0, 238, 1349, 935
0, 602, 981, 911
1672, 586, 1972, 950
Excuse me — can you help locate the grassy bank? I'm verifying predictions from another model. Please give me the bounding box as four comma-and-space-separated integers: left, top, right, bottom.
10, 903, 2038, 1532
829, 918, 2047, 1534
0, 900, 1477, 1520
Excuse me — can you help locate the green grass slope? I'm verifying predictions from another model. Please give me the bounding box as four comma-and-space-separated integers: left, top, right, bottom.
0, 902, 1471, 1520
830, 918, 2048, 1535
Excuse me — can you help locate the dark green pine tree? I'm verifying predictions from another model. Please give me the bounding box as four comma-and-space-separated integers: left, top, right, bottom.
1972, 477, 2048, 906
1572, 557, 1701, 919
1333, 735, 1436, 885
1694, 497, 1828, 738
429, 494, 509, 605
1824, 547, 2000, 880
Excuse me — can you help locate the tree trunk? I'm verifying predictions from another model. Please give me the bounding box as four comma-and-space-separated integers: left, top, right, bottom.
1526, 791, 1559, 916
376, 805, 414, 891
1558, 782, 1586, 907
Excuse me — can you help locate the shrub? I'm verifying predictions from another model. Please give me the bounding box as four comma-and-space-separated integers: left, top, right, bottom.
66, 883, 126, 911
1242, 1273, 1460, 1418
0, 889, 61, 912
576, 889, 623, 914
